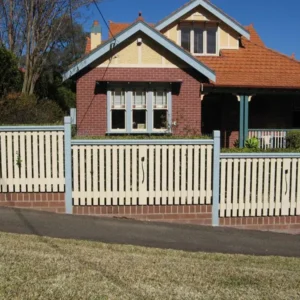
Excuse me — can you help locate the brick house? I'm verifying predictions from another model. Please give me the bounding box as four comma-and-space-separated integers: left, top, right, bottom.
63, 0, 300, 147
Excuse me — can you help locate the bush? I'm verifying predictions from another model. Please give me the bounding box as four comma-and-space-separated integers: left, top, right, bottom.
56, 86, 76, 110
245, 137, 259, 149
0, 93, 64, 124
286, 130, 300, 148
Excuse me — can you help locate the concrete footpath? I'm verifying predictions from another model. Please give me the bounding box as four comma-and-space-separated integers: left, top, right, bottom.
0, 207, 299, 257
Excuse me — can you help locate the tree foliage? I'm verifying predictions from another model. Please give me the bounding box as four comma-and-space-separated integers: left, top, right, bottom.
0, 0, 98, 95
0, 47, 22, 96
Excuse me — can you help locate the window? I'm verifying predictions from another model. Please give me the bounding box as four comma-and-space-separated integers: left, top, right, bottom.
132, 89, 147, 130
153, 89, 168, 130
111, 89, 126, 130
108, 86, 171, 134
181, 27, 191, 52
180, 25, 218, 55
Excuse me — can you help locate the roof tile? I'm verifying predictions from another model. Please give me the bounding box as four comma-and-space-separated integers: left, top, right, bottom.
199, 27, 300, 88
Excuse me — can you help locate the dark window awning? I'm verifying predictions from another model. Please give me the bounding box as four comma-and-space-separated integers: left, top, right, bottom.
95, 80, 183, 94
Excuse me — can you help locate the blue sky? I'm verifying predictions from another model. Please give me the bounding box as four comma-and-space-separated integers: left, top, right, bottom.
81, 0, 300, 59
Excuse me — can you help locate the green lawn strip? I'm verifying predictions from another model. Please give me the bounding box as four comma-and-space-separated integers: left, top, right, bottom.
0, 232, 299, 300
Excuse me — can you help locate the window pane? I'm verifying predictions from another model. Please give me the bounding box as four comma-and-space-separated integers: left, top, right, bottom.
207, 27, 217, 54
133, 110, 146, 130
112, 110, 125, 129
154, 110, 168, 129
133, 89, 146, 107
181, 28, 190, 52
112, 89, 125, 107
194, 28, 204, 54
154, 90, 167, 108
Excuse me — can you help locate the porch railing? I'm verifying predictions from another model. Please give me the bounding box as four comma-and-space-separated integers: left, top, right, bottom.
248, 129, 289, 149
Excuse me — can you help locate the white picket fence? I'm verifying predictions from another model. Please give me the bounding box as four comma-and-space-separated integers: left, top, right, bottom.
0, 120, 300, 225
248, 129, 288, 149
220, 154, 300, 217
0, 126, 65, 192
71, 140, 214, 206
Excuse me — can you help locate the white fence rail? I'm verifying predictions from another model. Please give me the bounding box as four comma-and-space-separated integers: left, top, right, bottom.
71, 140, 214, 206
0, 126, 65, 192
248, 129, 288, 149
220, 153, 300, 217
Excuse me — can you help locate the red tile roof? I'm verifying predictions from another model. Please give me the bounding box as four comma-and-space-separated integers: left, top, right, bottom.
109, 22, 130, 38
86, 19, 300, 89
199, 26, 300, 88
244, 24, 264, 46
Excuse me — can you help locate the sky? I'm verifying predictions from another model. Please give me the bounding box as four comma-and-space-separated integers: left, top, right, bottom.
81, 0, 300, 59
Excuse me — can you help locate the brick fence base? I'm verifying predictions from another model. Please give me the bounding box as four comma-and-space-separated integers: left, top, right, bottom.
73, 205, 212, 225
0, 193, 65, 213
220, 216, 300, 231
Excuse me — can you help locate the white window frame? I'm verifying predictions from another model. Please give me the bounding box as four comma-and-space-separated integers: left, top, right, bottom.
107, 86, 172, 134
132, 88, 148, 132
109, 88, 127, 133
152, 89, 169, 132
179, 24, 219, 56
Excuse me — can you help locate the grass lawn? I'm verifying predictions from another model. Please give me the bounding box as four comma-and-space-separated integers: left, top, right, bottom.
0, 232, 299, 300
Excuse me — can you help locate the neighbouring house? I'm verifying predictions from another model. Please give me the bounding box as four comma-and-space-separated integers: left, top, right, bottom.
63, 0, 300, 148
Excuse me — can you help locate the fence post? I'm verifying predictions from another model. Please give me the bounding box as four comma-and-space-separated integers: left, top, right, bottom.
64, 116, 72, 214
212, 130, 220, 226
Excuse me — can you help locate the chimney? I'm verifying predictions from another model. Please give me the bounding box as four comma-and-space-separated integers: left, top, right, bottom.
91, 20, 102, 50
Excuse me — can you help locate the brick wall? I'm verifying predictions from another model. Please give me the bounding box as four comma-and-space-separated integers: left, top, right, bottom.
73, 205, 212, 225
220, 216, 300, 232
0, 193, 65, 213
76, 67, 202, 136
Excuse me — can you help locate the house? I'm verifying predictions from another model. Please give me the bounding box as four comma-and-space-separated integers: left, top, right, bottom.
63, 0, 300, 148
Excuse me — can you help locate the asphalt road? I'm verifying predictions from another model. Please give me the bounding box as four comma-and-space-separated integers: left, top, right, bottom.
0, 207, 299, 257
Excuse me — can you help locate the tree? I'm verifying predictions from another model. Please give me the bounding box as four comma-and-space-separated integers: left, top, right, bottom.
0, 0, 99, 95
0, 47, 22, 97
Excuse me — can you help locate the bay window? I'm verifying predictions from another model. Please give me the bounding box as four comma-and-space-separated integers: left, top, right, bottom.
108, 85, 171, 134
180, 24, 218, 55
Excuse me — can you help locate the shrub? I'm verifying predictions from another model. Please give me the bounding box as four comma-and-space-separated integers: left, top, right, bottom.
286, 130, 300, 148
0, 93, 64, 124
245, 137, 259, 149
56, 86, 76, 110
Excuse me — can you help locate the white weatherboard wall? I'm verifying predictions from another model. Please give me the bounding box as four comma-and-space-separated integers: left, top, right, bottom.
220, 154, 300, 217
71, 140, 214, 206
0, 127, 65, 192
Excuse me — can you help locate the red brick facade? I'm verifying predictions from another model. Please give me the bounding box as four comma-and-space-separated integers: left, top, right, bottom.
73, 204, 212, 225
76, 67, 202, 136
0, 193, 65, 213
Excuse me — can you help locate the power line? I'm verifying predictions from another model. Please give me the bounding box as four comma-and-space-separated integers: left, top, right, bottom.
92, 0, 116, 42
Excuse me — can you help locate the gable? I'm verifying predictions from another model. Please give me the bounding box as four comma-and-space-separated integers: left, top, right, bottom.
98, 32, 187, 69
162, 6, 240, 50
156, 0, 250, 40
63, 21, 216, 82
